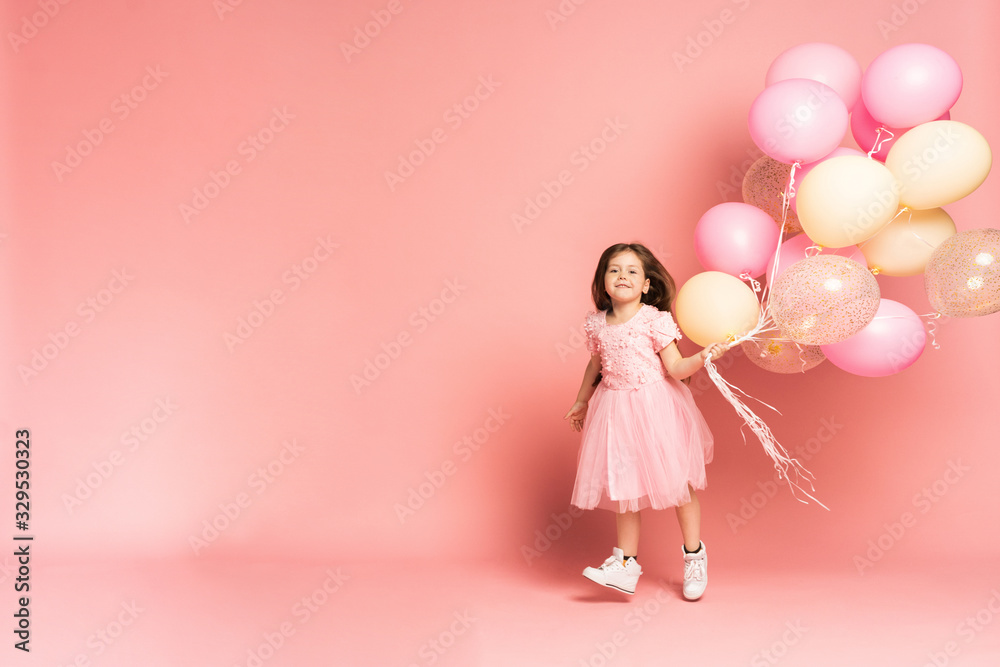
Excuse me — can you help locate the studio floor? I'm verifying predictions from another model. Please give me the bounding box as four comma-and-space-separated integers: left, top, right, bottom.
19, 552, 1000, 666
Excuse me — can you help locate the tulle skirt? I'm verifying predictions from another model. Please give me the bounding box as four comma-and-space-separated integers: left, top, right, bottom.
570, 376, 714, 513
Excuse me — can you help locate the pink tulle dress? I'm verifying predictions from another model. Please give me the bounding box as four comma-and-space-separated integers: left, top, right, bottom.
570, 304, 714, 513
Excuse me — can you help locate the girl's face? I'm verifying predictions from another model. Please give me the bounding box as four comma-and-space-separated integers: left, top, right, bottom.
604, 251, 649, 305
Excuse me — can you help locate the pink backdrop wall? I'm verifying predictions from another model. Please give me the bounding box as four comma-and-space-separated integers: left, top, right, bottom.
4, 0, 999, 576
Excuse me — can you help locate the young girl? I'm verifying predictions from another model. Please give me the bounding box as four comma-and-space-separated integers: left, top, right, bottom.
564, 242, 726, 600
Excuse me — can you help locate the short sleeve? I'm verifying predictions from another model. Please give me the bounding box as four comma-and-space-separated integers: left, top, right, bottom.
583, 312, 602, 355
650, 310, 681, 352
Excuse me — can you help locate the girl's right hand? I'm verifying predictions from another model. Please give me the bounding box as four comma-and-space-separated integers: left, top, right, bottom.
564, 402, 588, 432
700, 342, 728, 362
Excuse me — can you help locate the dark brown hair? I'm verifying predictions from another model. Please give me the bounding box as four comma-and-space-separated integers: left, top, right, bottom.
589, 243, 682, 386
591, 243, 676, 312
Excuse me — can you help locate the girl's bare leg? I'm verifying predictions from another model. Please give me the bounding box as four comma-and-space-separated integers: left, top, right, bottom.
616, 511, 641, 557
675, 486, 702, 551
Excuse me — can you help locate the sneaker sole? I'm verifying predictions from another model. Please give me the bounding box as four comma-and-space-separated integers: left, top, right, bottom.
582, 570, 637, 595
682, 587, 706, 601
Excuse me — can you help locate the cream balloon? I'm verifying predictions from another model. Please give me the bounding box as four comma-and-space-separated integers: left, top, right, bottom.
860, 208, 957, 276
797, 155, 900, 248
885, 120, 993, 209
674, 271, 760, 347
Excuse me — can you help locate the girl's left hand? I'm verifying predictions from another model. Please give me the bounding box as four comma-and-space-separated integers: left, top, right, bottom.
701, 342, 727, 362
564, 401, 588, 432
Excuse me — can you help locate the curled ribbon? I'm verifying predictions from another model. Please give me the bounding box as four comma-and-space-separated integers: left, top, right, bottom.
867, 126, 895, 159
704, 356, 829, 510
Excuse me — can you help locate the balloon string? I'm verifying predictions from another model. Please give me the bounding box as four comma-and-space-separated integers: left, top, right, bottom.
902, 208, 938, 249
766, 161, 801, 313
867, 126, 895, 158
740, 272, 762, 294
727, 319, 782, 348
729, 326, 777, 348
871, 312, 942, 349
703, 357, 828, 510
805, 244, 823, 258
857, 206, 911, 250
785, 161, 800, 202
796, 342, 811, 374
920, 312, 943, 350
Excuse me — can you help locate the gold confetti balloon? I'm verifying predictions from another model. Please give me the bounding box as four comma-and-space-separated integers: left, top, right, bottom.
742, 155, 803, 234
770, 255, 881, 345
741, 329, 826, 374
924, 228, 1000, 317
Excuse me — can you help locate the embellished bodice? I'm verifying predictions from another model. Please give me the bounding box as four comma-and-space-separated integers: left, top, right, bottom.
583, 304, 682, 390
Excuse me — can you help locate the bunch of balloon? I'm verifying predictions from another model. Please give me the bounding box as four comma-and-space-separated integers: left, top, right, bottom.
717, 42, 993, 381
796, 43, 993, 376
674, 42, 995, 506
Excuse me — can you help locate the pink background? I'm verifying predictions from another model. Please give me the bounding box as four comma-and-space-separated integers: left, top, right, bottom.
3, 0, 999, 664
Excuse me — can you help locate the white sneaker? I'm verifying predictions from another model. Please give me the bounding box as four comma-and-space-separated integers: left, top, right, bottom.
682, 541, 707, 600
582, 547, 642, 594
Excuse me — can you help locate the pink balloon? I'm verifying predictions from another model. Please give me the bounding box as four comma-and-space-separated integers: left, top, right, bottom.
821, 299, 926, 377
861, 43, 963, 128
694, 202, 781, 279
748, 78, 849, 165
787, 146, 865, 213
850, 99, 950, 162
766, 233, 866, 283
765, 42, 863, 111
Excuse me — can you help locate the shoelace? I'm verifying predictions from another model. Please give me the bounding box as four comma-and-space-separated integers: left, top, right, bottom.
684, 557, 705, 581
600, 556, 624, 571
